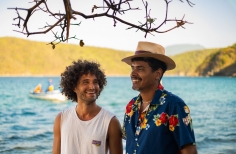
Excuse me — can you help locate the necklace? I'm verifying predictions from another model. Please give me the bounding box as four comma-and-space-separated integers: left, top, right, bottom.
142, 100, 152, 104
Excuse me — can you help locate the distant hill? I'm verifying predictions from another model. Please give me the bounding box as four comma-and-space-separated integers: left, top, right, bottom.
166, 44, 236, 77
165, 44, 205, 56
0, 37, 235, 77
0, 37, 133, 76
196, 44, 236, 76
166, 48, 219, 76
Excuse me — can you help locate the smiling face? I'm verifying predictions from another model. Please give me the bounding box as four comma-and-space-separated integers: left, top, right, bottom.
130, 60, 161, 93
74, 73, 100, 105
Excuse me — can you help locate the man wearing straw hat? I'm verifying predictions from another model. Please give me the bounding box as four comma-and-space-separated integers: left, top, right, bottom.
121, 41, 197, 154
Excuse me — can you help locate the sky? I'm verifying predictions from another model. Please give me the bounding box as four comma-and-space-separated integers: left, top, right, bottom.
0, 0, 236, 51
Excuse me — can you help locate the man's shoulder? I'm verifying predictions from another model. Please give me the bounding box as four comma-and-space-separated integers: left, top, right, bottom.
161, 90, 187, 108
61, 106, 75, 115
101, 108, 116, 119
163, 89, 184, 103
102, 107, 115, 114
160, 90, 190, 115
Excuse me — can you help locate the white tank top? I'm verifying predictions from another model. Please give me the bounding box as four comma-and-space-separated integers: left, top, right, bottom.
60, 106, 115, 154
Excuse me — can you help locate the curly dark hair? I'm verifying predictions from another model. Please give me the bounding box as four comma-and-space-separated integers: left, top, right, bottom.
60, 59, 107, 102
131, 57, 167, 80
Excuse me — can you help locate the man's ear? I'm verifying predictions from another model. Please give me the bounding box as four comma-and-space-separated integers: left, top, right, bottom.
74, 87, 77, 93
155, 68, 163, 80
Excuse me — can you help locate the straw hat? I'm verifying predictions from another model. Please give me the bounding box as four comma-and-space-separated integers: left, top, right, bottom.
121, 41, 176, 70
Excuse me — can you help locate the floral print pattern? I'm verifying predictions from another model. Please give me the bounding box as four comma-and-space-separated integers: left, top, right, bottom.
140, 118, 148, 129
159, 93, 167, 105
183, 106, 193, 130
153, 112, 180, 131
125, 96, 140, 123
122, 88, 196, 154
124, 88, 185, 133
169, 114, 179, 131
153, 112, 169, 126
158, 83, 164, 90
126, 99, 134, 117
121, 124, 126, 139
184, 106, 190, 113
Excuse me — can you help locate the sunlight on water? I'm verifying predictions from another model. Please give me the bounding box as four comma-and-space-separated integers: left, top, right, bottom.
0, 77, 236, 154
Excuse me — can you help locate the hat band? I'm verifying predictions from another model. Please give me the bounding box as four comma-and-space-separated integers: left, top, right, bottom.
135, 50, 151, 55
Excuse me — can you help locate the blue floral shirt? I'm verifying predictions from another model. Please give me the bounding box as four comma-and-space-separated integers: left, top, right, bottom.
122, 89, 196, 154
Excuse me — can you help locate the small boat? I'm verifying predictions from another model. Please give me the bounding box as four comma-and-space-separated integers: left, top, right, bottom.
29, 90, 67, 101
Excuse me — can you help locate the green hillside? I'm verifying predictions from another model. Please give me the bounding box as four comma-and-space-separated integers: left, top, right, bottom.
0, 37, 235, 77
0, 37, 133, 76
196, 44, 236, 76
166, 48, 219, 76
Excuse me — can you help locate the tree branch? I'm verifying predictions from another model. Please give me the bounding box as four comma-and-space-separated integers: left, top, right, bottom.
8, 0, 194, 49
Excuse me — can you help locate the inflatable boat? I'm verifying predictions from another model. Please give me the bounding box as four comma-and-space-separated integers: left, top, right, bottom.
29, 90, 67, 101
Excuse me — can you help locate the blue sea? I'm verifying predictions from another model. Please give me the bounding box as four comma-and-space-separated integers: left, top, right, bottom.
0, 77, 236, 154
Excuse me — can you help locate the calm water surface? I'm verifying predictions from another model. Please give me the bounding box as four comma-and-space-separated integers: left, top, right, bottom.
0, 77, 236, 154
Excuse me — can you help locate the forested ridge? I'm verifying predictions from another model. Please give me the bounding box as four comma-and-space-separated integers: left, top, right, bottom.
0, 37, 235, 77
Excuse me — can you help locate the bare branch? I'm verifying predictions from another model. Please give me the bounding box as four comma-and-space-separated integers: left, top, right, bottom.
179, 0, 195, 7
8, 0, 194, 48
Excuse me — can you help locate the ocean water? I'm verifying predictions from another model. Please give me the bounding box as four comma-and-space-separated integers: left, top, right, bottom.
0, 77, 236, 154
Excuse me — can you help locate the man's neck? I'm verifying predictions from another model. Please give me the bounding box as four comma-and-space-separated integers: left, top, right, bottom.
139, 87, 157, 103
76, 102, 101, 121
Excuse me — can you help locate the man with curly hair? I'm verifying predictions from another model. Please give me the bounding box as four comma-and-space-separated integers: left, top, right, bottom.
52, 60, 123, 154
121, 41, 197, 154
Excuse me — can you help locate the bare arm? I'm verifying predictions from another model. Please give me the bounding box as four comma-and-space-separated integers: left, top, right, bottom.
52, 113, 61, 154
107, 117, 123, 154
181, 144, 197, 154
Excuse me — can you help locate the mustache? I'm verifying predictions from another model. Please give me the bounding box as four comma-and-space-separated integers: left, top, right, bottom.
131, 76, 142, 80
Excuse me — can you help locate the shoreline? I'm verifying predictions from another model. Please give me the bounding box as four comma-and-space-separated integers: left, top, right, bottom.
0, 75, 234, 78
